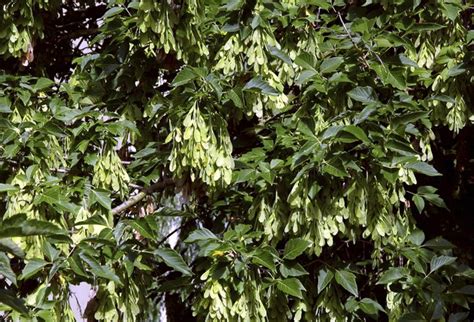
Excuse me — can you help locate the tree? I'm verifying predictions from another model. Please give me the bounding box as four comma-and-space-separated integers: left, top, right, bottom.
0, 0, 473, 321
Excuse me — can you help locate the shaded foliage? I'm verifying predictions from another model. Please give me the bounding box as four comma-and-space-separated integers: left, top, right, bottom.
0, 0, 473, 321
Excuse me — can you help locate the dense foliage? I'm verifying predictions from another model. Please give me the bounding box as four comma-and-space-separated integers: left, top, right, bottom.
0, 0, 473, 321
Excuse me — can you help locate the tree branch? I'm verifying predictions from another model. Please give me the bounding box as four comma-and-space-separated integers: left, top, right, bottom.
111, 178, 176, 215
58, 28, 99, 40
55, 4, 107, 26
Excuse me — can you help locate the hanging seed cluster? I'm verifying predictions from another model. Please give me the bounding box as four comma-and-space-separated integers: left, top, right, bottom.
93, 149, 130, 197
167, 102, 233, 186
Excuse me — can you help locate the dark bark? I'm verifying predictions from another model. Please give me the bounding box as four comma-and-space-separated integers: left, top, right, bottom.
165, 292, 196, 322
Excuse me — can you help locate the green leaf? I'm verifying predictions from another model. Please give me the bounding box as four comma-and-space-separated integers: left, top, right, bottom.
405, 162, 441, 176
33, 78, 55, 91
391, 111, 430, 127
21, 220, 64, 236
301, 0, 331, 9
0, 239, 24, 258
345, 296, 359, 313
0, 183, 18, 192
222, 0, 244, 11
276, 278, 306, 299
128, 218, 155, 239
102, 7, 124, 19
280, 262, 309, 278
0, 97, 12, 113
296, 69, 317, 85
302, 0, 331, 9
347, 86, 377, 103
430, 255, 456, 274
398, 54, 419, 68
447, 64, 466, 78
80, 253, 123, 285
317, 269, 334, 294
454, 285, 474, 295
283, 238, 311, 260
227, 89, 243, 108
402, 249, 427, 274
386, 139, 417, 156
322, 160, 349, 178
233, 169, 255, 183
267, 45, 292, 65
205, 73, 223, 99
20, 259, 48, 280
321, 125, 344, 140
292, 141, 318, 165
75, 214, 108, 227
0, 289, 29, 315
468, 30, 474, 44
172, 67, 199, 87
343, 125, 369, 143
155, 248, 192, 276
0, 252, 16, 285
408, 23, 446, 32
294, 52, 316, 71
412, 194, 425, 213
359, 298, 385, 315
441, 3, 461, 21
421, 193, 447, 209
243, 77, 279, 96
335, 270, 358, 297
377, 267, 405, 284
424, 237, 455, 250
320, 57, 343, 74
448, 312, 470, 322
408, 229, 425, 246
372, 64, 406, 90
354, 106, 376, 124
399, 312, 426, 322
417, 186, 437, 194
0, 219, 65, 237
68, 254, 88, 277
270, 159, 284, 169
36, 188, 79, 214
384, 68, 406, 90
297, 121, 317, 139
91, 189, 112, 210
184, 228, 218, 243
252, 249, 276, 272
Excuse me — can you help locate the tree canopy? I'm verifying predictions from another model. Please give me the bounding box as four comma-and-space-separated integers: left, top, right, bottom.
0, 0, 473, 321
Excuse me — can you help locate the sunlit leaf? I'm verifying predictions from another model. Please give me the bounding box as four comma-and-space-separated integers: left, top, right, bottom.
243, 77, 279, 96
317, 269, 334, 294
155, 248, 193, 276
335, 270, 358, 297
185, 228, 218, 243
430, 255, 456, 274
0, 252, 16, 285
20, 259, 49, 280
0, 289, 29, 315
80, 253, 122, 285
347, 86, 377, 103
377, 267, 405, 285
405, 162, 441, 176
276, 278, 306, 299
283, 238, 311, 260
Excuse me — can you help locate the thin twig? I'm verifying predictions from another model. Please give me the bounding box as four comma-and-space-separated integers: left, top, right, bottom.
129, 183, 143, 189
335, 9, 384, 68
111, 178, 175, 215
156, 221, 187, 247
50, 168, 69, 173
